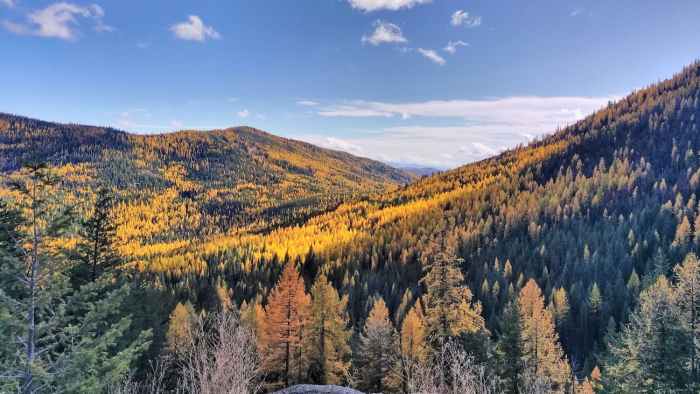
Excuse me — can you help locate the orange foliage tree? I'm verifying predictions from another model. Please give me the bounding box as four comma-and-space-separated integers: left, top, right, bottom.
261, 263, 311, 388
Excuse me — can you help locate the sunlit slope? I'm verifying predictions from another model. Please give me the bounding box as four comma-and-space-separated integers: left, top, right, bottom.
0, 115, 412, 271
204, 62, 700, 366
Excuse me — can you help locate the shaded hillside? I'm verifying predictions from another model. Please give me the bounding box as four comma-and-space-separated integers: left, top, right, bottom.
194, 61, 700, 373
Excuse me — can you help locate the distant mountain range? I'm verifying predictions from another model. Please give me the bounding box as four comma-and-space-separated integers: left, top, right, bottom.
392, 164, 443, 177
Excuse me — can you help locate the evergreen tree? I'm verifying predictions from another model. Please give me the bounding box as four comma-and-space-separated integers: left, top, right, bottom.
0, 164, 149, 393
518, 279, 572, 392
602, 276, 688, 392
421, 244, 486, 350
496, 301, 523, 394
73, 186, 119, 284
306, 273, 351, 385
356, 298, 399, 393
674, 253, 700, 389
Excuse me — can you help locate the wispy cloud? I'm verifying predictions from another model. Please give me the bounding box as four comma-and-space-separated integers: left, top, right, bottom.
570, 8, 584, 17
170, 15, 220, 42
417, 48, 445, 65
1, 0, 16, 8
443, 40, 468, 54
297, 100, 320, 106
237, 109, 250, 118
2, 2, 112, 40
347, 0, 430, 12
362, 20, 407, 46
451, 10, 481, 27
308, 95, 615, 167
316, 96, 611, 122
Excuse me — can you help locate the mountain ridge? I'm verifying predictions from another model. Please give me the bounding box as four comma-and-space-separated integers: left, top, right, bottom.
0, 113, 413, 258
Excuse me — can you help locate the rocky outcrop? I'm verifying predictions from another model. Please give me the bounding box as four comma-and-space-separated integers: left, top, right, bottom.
272, 385, 364, 394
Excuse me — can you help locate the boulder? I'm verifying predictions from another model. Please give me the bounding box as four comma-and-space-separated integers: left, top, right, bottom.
272, 384, 364, 394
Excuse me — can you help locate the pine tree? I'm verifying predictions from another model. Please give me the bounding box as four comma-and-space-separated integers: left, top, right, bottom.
421, 244, 486, 350
306, 273, 351, 385
496, 301, 523, 394
674, 253, 700, 389
602, 275, 688, 392
73, 186, 119, 284
0, 164, 149, 393
356, 298, 399, 393
518, 279, 572, 392
262, 263, 311, 388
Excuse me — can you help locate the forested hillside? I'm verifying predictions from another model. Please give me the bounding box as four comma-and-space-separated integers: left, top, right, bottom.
0, 115, 412, 281
0, 114, 411, 232
3, 62, 700, 392
172, 61, 700, 390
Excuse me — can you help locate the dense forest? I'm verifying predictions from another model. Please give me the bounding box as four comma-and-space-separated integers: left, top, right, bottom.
3, 61, 700, 393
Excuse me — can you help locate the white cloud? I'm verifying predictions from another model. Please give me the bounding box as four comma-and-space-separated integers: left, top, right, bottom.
3, 2, 112, 40
170, 15, 220, 42
297, 100, 320, 106
347, 0, 430, 12
1, 0, 16, 8
308, 95, 615, 167
226, 97, 239, 102
362, 20, 406, 46
237, 109, 250, 118
570, 8, 583, 17
443, 40, 468, 54
417, 48, 445, 65
451, 10, 481, 27
316, 96, 612, 122
312, 136, 365, 155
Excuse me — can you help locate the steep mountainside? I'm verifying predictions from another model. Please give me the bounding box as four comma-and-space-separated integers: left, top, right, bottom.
191, 61, 700, 373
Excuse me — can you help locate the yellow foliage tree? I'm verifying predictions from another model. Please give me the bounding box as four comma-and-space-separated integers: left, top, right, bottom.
518, 279, 572, 392
166, 302, 197, 355
306, 274, 351, 385
421, 244, 486, 349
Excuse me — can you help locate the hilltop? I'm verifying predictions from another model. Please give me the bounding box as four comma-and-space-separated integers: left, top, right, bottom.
0, 114, 411, 233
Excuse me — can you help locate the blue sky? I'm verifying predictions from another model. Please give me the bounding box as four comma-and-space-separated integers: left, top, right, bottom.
2, 0, 700, 168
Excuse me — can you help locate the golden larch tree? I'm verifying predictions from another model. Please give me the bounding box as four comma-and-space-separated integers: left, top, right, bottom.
518, 279, 572, 392
262, 263, 311, 388
306, 273, 351, 385
166, 301, 197, 355
421, 245, 486, 348
357, 298, 399, 392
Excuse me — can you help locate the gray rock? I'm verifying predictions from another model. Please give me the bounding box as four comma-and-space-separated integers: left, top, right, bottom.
272, 384, 365, 394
